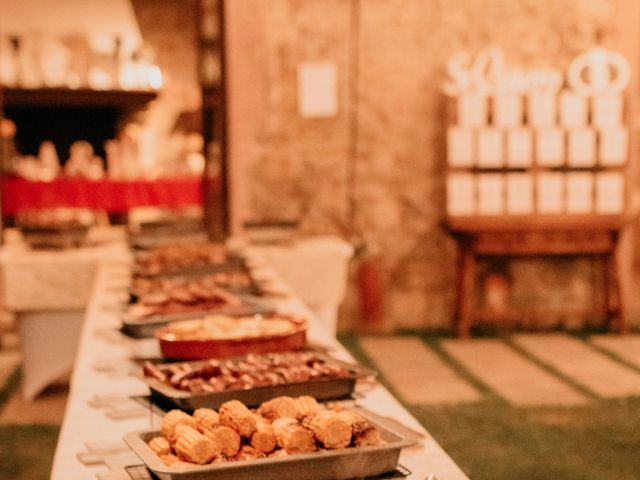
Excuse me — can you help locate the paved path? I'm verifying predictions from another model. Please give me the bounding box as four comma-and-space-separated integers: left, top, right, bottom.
442, 339, 588, 406
513, 334, 640, 398
360, 336, 482, 404
590, 334, 640, 369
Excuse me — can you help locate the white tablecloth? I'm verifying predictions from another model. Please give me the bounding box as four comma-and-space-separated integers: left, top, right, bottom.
50, 253, 469, 480
0, 228, 130, 399
248, 236, 354, 336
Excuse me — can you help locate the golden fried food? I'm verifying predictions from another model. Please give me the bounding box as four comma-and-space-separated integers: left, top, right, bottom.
152, 396, 384, 468
258, 396, 299, 421
338, 411, 384, 446
304, 411, 352, 449
202, 425, 242, 457
235, 445, 266, 461
269, 448, 289, 458
219, 400, 258, 438
173, 425, 216, 464
272, 417, 316, 453
250, 417, 277, 454
295, 395, 321, 420
193, 408, 220, 433
161, 409, 197, 439
147, 436, 171, 456
159, 453, 192, 467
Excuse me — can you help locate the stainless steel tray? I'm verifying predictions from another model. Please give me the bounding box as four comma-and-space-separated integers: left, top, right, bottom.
128, 273, 262, 304
132, 259, 248, 279
130, 232, 209, 251
143, 353, 376, 410
121, 301, 274, 338
124, 407, 418, 480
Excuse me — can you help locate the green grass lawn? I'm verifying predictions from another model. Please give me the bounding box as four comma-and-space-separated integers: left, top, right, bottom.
1, 335, 640, 480
0, 424, 60, 480
339, 333, 640, 480
0, 369, 60, 480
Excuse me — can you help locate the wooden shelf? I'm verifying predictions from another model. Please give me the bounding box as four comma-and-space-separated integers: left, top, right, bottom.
0, 87, 158, 109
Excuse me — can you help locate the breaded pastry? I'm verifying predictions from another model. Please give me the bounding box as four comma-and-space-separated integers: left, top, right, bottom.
219, 400, 258, 438
338, 411, 384, 446
272, 417, 316, 453
269, 448, 289, 458
202, 424, 242, 457
172, 425, 216, 464
159, 453, 192, 467
258, 396, 299, 421
161, 409, 197, 439
193, 408, 220, 433
147, 435, 171, 456
250, 416, 277, 453
235, 445, 266, 461
304, 411, 352, 449
295, 395, 321, 420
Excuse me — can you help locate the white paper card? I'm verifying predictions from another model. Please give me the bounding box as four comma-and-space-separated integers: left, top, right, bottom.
447, 173, 475, 216
527, 93, 556, 127
506, 129, 533, 168
297, 62, 338, 118
494, 94, 523, 127
447, 127, 474, 167
568, 129, 596, 167
536, 129, 564, 167
592, 95, 623, 127
477, 129, 503, 168
537, 173, 564, 214
599, 128, 627, 166
458, 94, 487, 127
559, 91, 588, 127
506, 173, 534, 214
596, 172, 625, 214
477, 174, 504, 215
566, 172, 594, 214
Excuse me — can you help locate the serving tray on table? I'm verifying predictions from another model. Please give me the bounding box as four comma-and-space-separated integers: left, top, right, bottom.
141, 352, 376, 410
124, 407, 419, 480
121, 301, 274, 338
128, 271, 263, 303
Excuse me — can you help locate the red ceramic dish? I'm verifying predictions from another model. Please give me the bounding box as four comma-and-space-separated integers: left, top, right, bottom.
155, 314, 307, 360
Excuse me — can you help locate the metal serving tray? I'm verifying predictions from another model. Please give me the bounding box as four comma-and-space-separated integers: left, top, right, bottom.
124, 408, 418, 480
128, 273, 262, 304
129, 232, 210, 251
121, 301, 274, 338
143, 353, 375, 410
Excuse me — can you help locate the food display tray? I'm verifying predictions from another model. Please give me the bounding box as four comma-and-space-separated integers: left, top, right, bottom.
143, 353, 375, 410
124, 408, 418, 480
128, 272, 262, 304
21, 225, 91, 249
121, 301, 274, 338
129, 232, 209, 251
132, 257, 248, 279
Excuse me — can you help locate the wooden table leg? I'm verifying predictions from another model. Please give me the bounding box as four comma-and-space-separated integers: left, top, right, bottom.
455, 240, 475, 338
606, 238, 627, 333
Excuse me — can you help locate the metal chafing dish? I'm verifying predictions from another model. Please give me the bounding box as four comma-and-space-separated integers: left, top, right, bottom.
142, 352, 376, 410
124, 407, 419, 480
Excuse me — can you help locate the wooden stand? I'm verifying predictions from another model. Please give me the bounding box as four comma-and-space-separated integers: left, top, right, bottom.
448, 215, 627, 337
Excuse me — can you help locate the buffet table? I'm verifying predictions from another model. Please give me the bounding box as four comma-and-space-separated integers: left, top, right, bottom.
50, 253, 470, 480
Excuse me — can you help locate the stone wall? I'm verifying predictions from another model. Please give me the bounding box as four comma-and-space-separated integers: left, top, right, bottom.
227, 0, 640, 331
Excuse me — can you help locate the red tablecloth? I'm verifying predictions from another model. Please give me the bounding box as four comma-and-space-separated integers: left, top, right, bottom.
1, 177, 206, 214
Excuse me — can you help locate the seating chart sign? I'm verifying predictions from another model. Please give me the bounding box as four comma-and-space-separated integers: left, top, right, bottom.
443, 46, 629, 217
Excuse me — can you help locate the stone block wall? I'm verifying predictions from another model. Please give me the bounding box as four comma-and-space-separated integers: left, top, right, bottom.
226, 0, 640, 331
135, 0, 640, 330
